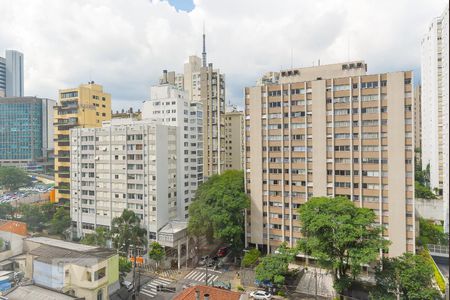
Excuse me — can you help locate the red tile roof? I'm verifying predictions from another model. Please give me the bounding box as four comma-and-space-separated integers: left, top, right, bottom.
174, 285, 242, 300
0, 219, 28, 236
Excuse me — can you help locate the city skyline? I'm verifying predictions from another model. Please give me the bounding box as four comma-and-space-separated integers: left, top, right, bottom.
0, 0, 446, 110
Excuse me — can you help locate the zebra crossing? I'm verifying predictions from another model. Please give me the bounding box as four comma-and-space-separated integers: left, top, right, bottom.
184, 268, 222, 284
139, 277, 173, 298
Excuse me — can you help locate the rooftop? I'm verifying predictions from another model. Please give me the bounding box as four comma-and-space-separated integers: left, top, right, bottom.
0, 219, 28, 236
26, 237, 116, 266
3, 284, 77, 300
159, 220, 188, 235
173, 285, 243, 300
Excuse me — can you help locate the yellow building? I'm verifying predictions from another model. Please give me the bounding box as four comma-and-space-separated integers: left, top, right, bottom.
54, 82, 111, 204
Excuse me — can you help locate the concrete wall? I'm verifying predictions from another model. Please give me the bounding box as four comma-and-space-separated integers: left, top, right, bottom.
0, 231, 24, 263
415, 198, 445, 221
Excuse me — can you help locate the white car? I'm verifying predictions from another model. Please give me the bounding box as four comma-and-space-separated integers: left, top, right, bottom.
250, 290, 272, 299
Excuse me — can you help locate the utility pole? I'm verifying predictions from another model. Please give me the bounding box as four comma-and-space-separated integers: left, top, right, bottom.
314, 269, 318, 300
205, 258, 209, 286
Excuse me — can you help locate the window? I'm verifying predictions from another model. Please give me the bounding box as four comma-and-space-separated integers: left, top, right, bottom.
94, 267, 106, 281
97, 289, 103, 300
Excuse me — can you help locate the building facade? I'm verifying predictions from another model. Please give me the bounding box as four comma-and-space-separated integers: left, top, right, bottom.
0, 97, 55, 172
0, 50, 24, 97
22, 237, 119, 300
70, 120, 177, 242
142, 79, 203, 220
224, 108, 244, 170
245, 62, 415, 257
163, 46, 226, 178
421, 4, 449, 232
414, 86, 421, 151
54, 82, 111, 204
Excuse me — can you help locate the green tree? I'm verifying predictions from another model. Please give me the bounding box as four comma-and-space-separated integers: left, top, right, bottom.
371, 253, 441, 300
297, 196, 388, 293
49, 207, 71, 235
148, 242, 165, 268
255, 243, 294, 286
81, 227, 111, 247
111, 209, 146, 256
0, 237, 4, 250
188, 170, 249, 250
242, 248, 261, 268
111, 210, 147, 291
0, 166, 31, 191
119, 256, 132, 282
418, 218, 448, 245
18, 203, 45, 231
415, 181, 437, 199
39, 202, 56, 221
0, 203, 16, 220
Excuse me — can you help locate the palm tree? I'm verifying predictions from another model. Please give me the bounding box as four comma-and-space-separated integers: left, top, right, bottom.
111, 210, 147, 295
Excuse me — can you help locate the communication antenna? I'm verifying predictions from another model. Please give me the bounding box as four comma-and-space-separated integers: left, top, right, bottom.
290, 48, 293, 69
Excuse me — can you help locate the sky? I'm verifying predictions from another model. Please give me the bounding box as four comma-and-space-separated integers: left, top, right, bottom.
0, 0, 447, 111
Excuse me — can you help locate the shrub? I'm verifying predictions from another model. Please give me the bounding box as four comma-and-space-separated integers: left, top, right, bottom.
237, 285, 245, 291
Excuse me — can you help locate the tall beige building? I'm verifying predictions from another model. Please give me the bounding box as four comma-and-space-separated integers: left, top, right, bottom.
162, 51, 226, 178
245, 61, 415, 257
54, 82, 111, 204
224, 108, 244, 170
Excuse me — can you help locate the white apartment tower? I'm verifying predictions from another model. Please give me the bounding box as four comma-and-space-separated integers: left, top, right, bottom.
421, 5, 449, 232
70, 120, 177, 240
143, 75, 203, 220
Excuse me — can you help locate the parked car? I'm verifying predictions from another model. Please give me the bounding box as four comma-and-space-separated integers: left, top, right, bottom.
122, 281, 133, 291
250, 290, 272, 299
217, 246, 229, 257
199, 255, 210, 266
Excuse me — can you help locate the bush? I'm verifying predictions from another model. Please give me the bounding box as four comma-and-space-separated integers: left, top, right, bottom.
242, 248, 261, 267
420, 250, 446, 293
237, 285, 245, 291
277, 290, 286, 297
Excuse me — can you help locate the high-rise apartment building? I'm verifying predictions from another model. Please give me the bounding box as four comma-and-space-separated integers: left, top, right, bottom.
0, 97, 55, 172
70, 119, 177, 242
245, 62, 415, 257
421, 5, 449, 232
414, 86, 421, 151
0, 50, 24, 97
0, 57, 5, 97
162, 34, 226, 178
142, 76, 203, 219
54, 82, 111, 204
224, 108, 244, 170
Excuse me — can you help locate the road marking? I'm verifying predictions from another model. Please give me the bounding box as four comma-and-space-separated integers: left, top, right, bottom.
140, 277, 173, 298
184, 270, 220, 284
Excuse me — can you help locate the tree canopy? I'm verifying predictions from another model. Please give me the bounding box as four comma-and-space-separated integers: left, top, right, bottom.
371, 253, 441, 300
0, 166, 31, 191
242, 248, 261, 268
297, 196, 388, 293
81, 227, 111, 247
48, 206, 71, 235
148, 242, 165, 267
111, 209, 147, 256
0, 203, 16, 220
18, 203, 45, 231
188, 170, 249, 249
255, 243, 294, 286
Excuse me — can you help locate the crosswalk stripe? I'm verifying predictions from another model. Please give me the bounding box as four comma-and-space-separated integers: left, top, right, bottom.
207, 274, 219, 284
185, 271, 197, 279
193, 272, 203, 280
140, 289, 156, 297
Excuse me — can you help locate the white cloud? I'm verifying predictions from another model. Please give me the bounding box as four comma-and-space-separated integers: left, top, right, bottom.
0, 0, 446, 110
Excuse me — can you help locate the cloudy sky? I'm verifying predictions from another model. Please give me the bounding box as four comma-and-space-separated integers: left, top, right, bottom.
0, 0, 447, 111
